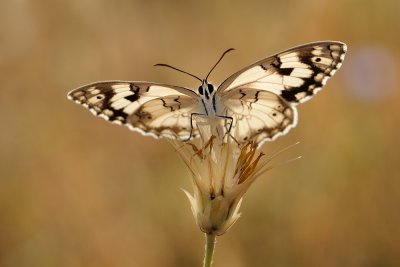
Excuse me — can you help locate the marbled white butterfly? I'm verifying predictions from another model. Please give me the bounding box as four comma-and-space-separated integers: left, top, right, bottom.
68, 41, 347, 146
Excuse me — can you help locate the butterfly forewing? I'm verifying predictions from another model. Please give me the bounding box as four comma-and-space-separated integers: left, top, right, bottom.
218, 41, 347, 145
218, 42, 346, 103
67, 81, 200, 139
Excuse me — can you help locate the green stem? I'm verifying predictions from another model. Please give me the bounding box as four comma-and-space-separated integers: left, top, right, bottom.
203, 233, 216, 267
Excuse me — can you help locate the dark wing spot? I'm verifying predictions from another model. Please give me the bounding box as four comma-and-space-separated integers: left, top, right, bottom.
315, 57, 321, 62
270, 57, 281, 69
281, 90, 298, 102
279, 68, 293, 75
109, 109, 128, 122
125, 93, 139, 102
254, 91, 260, 103
239, 89, 246, 99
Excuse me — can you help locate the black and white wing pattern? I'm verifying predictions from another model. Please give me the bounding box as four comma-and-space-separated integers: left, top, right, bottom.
68, 81, 200, 140
217, 41, 347, 145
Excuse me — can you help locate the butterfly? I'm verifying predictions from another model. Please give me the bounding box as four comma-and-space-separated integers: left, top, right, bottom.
68, 41, 347, 146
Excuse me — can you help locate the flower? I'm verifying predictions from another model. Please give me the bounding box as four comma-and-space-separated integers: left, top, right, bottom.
170, 117, 300, 267
171, 117, 274, 236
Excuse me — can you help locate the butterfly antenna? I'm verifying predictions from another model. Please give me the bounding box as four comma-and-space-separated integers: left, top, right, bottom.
154, 63, 202, 82
205, 48, 235, 82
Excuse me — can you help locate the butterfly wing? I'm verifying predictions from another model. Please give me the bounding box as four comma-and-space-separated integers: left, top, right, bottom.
67, 81, 200, 140
222, 88, 297, 144
218, 41, 347, 145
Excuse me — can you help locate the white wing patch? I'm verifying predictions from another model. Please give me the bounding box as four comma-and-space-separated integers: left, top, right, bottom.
227, 66, 268, 89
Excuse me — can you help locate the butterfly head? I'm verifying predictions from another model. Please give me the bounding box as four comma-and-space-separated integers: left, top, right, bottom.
199, 80, 215, 100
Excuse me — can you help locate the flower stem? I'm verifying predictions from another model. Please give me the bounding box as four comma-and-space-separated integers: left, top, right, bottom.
203, 233, 216, 267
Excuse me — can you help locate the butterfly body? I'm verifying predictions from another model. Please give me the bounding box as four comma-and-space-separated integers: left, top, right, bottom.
198, 81, 218, 116
68, 41, 347, 146
190, 80, 234, 141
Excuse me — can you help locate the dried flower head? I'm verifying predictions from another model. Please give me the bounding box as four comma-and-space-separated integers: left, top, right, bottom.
171, 117, 280, 236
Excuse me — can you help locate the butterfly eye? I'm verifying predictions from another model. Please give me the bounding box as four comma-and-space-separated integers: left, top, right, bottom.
207, 84, 214, 94
198, 86, 204, 95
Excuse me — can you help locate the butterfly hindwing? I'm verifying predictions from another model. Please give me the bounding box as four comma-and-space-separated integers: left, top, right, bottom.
222, 89, 297, 144
128, 94, 200, 139
67, 81, 200, 139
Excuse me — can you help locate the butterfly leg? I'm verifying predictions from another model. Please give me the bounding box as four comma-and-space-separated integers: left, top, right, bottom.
185, 113, 239, 144
186, 112, 226, 142
216, 114, 233, 133
215, 114, 239, 144
182, 112, 206, 142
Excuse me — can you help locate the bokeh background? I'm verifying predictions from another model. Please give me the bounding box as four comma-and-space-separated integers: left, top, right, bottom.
1, 0, 399, 266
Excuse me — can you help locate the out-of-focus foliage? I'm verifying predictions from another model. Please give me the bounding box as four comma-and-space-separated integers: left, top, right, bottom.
1, 1, 399, 266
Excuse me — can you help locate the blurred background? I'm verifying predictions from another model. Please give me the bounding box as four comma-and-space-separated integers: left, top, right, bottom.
1, 0, 399, 266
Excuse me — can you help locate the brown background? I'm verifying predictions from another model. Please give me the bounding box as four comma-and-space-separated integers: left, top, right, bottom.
1, 0, 399, 266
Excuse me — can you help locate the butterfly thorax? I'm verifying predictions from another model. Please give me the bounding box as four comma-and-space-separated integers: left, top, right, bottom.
197, 80, 229, 141
198, 80, 219, 117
